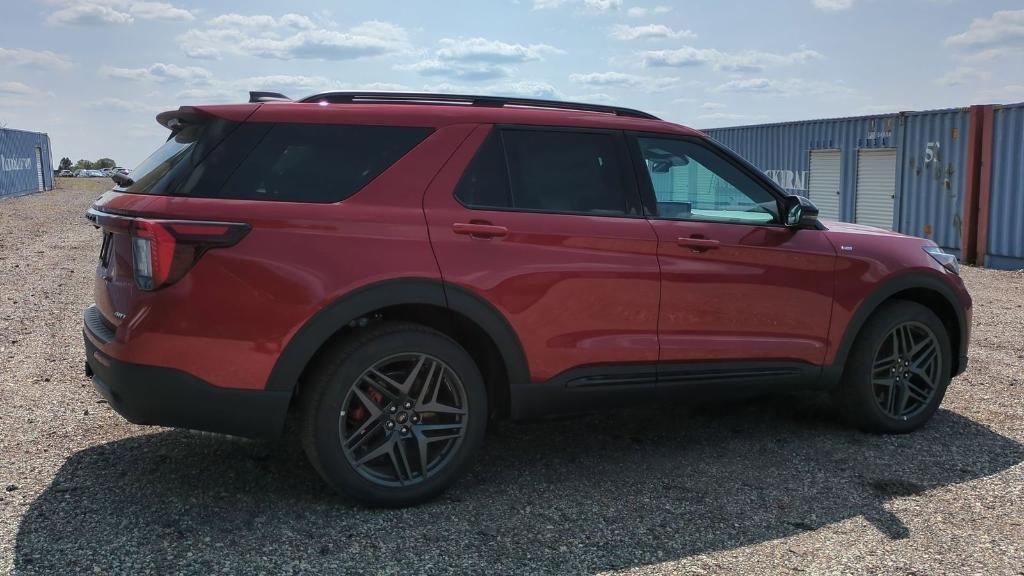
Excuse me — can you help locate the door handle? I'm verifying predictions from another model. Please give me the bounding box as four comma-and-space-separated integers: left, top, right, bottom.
676, 236, 720, 252
452, 222, 509, 239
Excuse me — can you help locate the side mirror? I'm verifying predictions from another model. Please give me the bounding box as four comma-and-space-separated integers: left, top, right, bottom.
783, 195, 820, 229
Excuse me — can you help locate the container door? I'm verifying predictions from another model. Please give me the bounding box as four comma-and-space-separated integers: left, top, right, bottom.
808, 149, 841, 220
34, 147, 44, 191
855, 148, 897, 230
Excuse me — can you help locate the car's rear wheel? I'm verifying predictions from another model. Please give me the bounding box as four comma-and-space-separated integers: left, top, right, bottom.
301, 322, 487, 507
838, 300, 952, 434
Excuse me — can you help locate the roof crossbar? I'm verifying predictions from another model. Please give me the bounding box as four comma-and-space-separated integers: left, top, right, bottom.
249, 91, 292, 103
294, 91, 660, 120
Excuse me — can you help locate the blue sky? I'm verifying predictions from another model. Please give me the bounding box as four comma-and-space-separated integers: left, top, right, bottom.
1, 0, 1022, 167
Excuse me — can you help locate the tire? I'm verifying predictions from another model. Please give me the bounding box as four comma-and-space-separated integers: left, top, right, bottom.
837, 300, 952, 434
300, 322, 487, 507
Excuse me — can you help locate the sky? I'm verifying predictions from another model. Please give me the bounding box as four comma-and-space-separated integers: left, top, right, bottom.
1, 0, 1022, 168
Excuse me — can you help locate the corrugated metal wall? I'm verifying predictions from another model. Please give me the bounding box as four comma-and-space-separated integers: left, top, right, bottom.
704, 114, 900, 224
0, 128, 54, 199
898, 108, 971, 253
984, 103, 1024, 269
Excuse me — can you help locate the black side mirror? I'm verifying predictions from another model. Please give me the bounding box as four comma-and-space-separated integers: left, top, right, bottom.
783, 195, 820, 229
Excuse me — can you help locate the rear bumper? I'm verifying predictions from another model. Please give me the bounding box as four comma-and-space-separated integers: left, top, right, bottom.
83, 307, 290, 439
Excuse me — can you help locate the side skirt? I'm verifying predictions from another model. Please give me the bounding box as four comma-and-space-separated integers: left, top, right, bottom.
509, 361, 833, 420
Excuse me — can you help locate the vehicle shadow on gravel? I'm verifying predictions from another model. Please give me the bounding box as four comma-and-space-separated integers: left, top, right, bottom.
14, 396, 1024, 574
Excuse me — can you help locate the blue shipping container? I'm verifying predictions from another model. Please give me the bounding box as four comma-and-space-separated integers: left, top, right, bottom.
985, 103, 1024, 270
0, 127, 54, 199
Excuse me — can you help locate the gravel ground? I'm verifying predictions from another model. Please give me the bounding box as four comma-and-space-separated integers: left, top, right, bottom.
1, 183, 1023, 575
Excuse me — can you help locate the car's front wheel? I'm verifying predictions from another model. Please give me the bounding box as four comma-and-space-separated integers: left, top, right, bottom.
301, 322, 487, 507
838, 300, 952, 434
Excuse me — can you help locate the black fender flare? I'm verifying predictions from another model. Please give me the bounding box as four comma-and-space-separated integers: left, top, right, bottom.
264, 278, 530, 395
824, 271, 968, 386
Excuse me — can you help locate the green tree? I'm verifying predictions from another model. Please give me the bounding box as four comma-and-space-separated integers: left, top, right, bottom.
73, 159, 94, 170
58, 157, 73, 171
94, 158, 116, 169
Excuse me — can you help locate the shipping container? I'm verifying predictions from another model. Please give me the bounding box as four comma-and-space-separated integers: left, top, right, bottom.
982, 103, 1024, 270
0, 127, 54, 199
703, 108, 975, 256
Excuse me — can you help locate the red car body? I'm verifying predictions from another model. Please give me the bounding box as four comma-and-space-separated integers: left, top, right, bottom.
83, 96, 971, 439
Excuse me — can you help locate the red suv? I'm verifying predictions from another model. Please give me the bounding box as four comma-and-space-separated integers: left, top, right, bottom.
84, 92, 971, 506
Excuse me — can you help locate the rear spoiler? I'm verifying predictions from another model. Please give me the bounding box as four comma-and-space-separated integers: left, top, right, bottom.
155, 107, 207, 130
249, 91, 291, 103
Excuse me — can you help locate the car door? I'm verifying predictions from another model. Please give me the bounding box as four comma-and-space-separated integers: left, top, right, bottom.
424, 124, 661, 386
628, 134, 836, 383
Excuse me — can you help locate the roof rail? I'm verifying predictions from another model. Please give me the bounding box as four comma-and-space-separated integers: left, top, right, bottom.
249, 91, 292, 103
296, 91, 660, 120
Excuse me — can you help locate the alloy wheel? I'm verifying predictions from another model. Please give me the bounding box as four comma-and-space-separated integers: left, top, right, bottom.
871, 321, 942, 420
339, 353, 468, 487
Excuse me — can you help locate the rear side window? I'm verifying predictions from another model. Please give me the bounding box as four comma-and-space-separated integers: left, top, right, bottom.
121, 121, 432, 203
454, 128, 637, 216
220, 124, 432, 203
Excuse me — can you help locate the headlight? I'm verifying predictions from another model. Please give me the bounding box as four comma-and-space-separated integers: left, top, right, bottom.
923, 246, 960, 275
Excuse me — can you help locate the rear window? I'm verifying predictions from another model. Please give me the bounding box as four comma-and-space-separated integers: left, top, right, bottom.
121, 121, 433, 203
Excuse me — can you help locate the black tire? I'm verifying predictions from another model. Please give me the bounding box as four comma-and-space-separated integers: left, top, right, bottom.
300, 322, 487, 507
837, 300, 952, 434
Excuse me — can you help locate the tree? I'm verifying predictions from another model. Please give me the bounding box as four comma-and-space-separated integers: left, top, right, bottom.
58, 157, 72, 171
95, 158, 116, 169
73, 159, 94, 170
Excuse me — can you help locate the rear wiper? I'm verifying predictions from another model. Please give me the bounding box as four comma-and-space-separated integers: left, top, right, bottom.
111, 173, 134, 188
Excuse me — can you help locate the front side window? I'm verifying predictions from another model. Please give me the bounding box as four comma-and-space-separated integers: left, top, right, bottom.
636, 137, 778, 224
455, 128, 637, 217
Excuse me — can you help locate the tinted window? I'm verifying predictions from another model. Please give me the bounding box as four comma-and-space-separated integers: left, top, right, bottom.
454, 130, 511, 209
503, 130, 633, 216
220, 124, 433, 203
457, 129, 635, 216
637, 137, 778, 224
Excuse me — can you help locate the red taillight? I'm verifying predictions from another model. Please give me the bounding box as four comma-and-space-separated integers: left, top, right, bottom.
128, 218, 249, 291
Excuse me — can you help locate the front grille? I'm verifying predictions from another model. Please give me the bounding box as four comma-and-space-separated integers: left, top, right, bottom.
84, 305, 116, 343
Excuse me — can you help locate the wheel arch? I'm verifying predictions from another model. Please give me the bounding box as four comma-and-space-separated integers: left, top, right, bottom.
266, 278, 529, 418
829, 272, 967, 385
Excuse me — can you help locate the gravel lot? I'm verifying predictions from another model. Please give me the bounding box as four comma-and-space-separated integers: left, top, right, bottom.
2, 183, 1023, 575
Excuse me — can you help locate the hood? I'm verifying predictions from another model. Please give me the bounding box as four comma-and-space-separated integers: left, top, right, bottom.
819, 219, 912, 239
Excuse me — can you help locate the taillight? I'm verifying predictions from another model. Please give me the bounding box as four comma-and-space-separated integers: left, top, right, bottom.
129, 219, 249, 291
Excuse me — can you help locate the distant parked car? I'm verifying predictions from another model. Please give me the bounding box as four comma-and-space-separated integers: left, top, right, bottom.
58, 170, 73, 177
113, 167, 131, 176
100, 168, 114, 177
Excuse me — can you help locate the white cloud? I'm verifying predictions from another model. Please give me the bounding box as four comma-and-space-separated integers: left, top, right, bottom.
712, 77, 852, 97
45, 1, 193, 25
178, 16, 411, 61
207, 13, 316, 29
531, 0, 621, 13
640, 46, 822, 72
0, 81, 51, 107
101, 62, 212, 83
435, 38, 562, 63
945, 9, 1024, 49
424, 80, 564, 100
610, 24, 696, 41
976, 84, 1024, 103
128, 2, 193, 21
582, 0, 622, 12
568, 71, 678, 90
936, 67, 989, 87
626, 6, 671, 17
812, 0, 854, 11
402, 37, 563, 81
0, 47, 73, 70
699, 101, 727, 111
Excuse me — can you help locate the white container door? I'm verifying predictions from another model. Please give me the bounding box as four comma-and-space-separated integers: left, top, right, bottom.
35, 148, 44, 191
808, 150, 841, 220
855, 148, 897, 230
